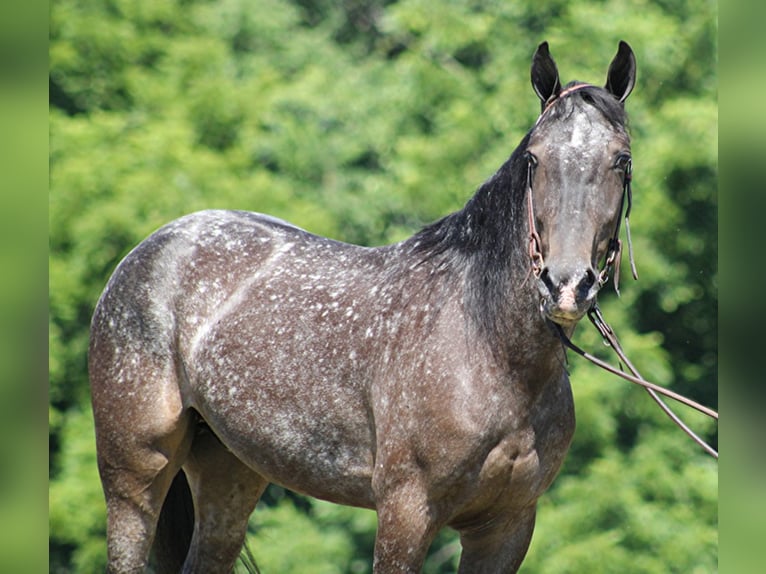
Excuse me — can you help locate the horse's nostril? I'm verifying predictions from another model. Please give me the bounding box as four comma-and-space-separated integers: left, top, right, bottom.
540, 267, 555, 294
580, 268, 597, 291
540, 266, 596, 299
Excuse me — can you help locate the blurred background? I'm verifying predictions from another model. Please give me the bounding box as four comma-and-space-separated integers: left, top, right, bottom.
48, 0, 717, 572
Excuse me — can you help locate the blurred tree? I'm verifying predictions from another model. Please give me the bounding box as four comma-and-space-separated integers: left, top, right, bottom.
50, 0, 716, 571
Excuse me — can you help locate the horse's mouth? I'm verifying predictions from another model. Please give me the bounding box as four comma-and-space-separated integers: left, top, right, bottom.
536, 271, 599, 326
540, 298, 591, 326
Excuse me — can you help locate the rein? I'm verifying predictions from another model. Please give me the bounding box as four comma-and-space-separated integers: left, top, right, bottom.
528, 85, 718, 459
552, 307, 718, 459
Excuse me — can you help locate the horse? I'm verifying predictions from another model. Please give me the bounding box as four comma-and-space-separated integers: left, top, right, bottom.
89, 41, 637, 573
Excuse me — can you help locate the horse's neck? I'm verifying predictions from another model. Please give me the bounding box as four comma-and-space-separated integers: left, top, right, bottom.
506, 288, 565, 374
464, 229, 567, 384
400, 160, 567, 382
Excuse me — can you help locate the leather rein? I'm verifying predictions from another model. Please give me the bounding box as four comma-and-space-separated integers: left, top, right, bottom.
528, 85, 719, 459
552, 308, 718, 459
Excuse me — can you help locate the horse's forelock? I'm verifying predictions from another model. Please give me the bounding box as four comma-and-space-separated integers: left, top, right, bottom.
539, 82, 629, 132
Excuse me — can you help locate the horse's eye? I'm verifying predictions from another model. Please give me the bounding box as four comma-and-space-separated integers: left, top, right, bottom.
614, 153, 631, 170
525, 152, 538, 167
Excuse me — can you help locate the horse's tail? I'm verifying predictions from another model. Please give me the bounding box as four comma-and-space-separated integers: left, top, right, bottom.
151, 470, 195, 572
150, 469, 261, 574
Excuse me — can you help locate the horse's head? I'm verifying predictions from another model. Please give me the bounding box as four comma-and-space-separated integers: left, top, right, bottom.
526, 41, 636, 326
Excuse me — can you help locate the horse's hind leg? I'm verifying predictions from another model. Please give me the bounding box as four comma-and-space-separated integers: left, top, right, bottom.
90, 316, 195, 572
94, 402, 193, 574
180, 425, 268, 573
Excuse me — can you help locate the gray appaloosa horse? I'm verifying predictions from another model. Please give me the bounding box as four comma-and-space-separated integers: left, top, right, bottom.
89, 41, 636, 573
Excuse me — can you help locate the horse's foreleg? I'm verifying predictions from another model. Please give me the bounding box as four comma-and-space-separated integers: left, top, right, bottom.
456, 505, 537, 574
372, 481, 442, 574
181, 426, 268, 574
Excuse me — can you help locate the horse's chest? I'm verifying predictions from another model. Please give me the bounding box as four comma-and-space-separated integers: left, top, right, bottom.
473, 389, 575, 509
477, 434, 546, 507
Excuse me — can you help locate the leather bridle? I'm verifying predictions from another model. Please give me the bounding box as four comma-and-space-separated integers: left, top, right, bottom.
527, 85, 719, 459
526, 82, 637, 293
525, 156, 545, 280
526, 158, 635, 291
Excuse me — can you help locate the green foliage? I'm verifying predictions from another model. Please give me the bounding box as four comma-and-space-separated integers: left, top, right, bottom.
248, 500, 359, 573
49, 408, 107, 574
528, 428, 717, 572
50, 0, 716, 571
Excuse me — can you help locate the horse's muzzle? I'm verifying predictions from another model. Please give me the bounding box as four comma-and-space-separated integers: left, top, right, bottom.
537, 265, 598, 325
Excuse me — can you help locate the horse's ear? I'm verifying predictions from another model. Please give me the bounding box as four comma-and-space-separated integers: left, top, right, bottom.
531, 41, 561, 111
605, 41, 636, 103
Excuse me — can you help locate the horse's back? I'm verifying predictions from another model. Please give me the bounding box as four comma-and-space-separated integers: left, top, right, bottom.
90, 209, 303, 357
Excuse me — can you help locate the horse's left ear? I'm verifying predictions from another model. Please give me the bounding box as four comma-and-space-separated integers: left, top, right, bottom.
605, 41, 636, 103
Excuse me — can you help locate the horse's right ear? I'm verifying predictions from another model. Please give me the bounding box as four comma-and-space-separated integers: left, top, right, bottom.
531, 41, 561, 112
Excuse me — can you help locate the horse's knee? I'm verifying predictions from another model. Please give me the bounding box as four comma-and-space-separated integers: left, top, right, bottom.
372, 483, 443, 573
97, 424, 192, 509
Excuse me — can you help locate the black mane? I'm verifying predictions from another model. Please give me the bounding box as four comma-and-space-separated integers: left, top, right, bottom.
409, 132, 531, 261
410, 83, 628, 262
406, 135, 531, 345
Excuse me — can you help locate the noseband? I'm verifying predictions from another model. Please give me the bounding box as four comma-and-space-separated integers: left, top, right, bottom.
526, 83, 638, 294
